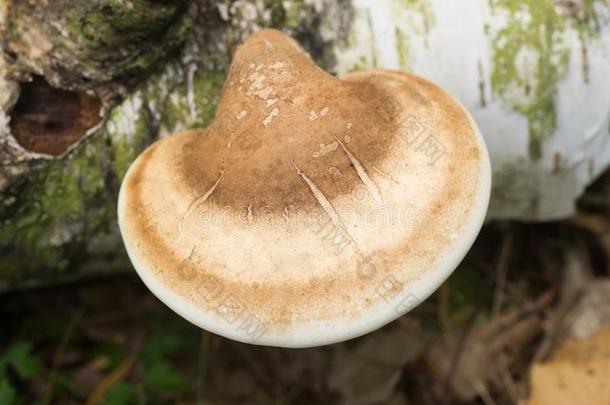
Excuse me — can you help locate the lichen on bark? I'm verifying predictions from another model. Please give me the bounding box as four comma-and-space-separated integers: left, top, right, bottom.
489, 0, 608, 159
391, 0, 435, 71
489, 0, 571, 159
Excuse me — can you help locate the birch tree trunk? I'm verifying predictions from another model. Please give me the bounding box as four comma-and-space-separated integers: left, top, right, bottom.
1, 0, 609, 289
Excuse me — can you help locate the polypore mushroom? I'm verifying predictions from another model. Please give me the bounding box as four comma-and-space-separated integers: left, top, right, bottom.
118, 29, 491, 348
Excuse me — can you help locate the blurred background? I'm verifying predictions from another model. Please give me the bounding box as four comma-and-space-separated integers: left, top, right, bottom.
1, 1, 609, 404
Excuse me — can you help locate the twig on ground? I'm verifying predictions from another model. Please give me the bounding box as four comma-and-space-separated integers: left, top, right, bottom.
42, 308, 84, 405
85, 353, 137, 405
196, 332, 212, 405
492, 227, 514, 316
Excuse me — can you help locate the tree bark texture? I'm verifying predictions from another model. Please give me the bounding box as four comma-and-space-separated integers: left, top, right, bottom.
0, 0, 609, 289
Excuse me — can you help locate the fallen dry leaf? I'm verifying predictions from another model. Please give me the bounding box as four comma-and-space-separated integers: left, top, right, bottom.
536, 279, 610, 362
329, 319, 426, 405
527, 327, 610, 405
426, 309, 543, 402
564, 281, 610, 341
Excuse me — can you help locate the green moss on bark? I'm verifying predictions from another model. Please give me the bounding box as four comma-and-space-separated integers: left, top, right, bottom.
63, 0, 192, 79
4, 0, 192, 95
0, 62, 225, 286
395, 28, 411, 71
0, 134, 117, 278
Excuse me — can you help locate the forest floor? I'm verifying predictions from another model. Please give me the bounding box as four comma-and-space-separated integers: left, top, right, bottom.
1, 170, 610, 405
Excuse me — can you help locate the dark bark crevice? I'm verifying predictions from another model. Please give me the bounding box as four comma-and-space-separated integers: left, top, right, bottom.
10, 76, 102, 156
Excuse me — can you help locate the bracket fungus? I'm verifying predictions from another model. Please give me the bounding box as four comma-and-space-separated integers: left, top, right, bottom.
118, 29, 491, 348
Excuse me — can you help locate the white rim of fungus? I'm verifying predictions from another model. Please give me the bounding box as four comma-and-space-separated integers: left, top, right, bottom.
117, 93, 491, 348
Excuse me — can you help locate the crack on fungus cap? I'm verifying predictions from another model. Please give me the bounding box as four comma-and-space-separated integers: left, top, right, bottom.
118, 29, 491, 348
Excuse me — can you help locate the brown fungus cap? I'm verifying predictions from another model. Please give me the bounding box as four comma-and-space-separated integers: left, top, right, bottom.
118, 29, 491, 347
